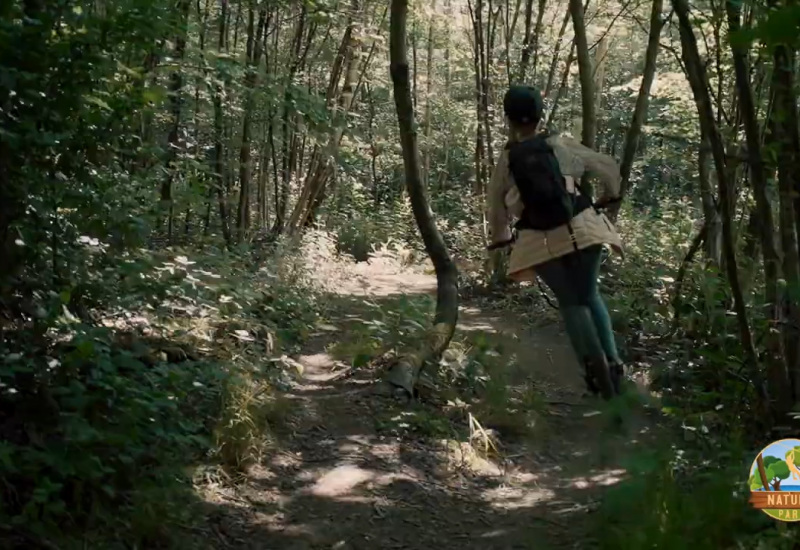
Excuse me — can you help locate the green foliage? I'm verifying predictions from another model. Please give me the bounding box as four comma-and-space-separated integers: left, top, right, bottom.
0, 242, 322, 545
596, 445, 786, 550
0, 324, 217, 544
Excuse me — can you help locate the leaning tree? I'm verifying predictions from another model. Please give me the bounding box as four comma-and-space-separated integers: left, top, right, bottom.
385, 0, 459, 396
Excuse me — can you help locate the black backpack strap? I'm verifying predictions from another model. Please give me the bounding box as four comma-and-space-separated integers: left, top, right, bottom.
566, 221, 579, 252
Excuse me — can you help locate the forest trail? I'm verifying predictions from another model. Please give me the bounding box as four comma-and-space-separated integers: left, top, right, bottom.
201, 259, 655, 550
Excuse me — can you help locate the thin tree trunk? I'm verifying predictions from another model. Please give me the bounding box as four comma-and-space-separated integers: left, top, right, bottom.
422, 0, 437, 187
543, 9, 571, 100
236, 5, 267, 242
610, 0, 664, 219
726, 0, 790, 416
530, 0, 547, 81
593, 35, 609, 123
569, 0, 596, 147
439, 0, 453, 190
770, 33, 800, 402
212, 0, 232, 246
518, 0, 534, 81
387, 0, 459, 396
412, 16, 418, 110
161, 0, 191, 243
272, 5, 311, 235
546, 43, 575, 126
469, 0, 486, 195
503, 0, 523, 86
288, 1, 387, 232
699, 137, 722, 266
673, 0, 768, 412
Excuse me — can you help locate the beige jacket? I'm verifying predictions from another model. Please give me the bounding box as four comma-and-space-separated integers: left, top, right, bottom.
487, 133, 624, 282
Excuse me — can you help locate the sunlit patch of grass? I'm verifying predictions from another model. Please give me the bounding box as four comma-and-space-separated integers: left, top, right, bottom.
213, 373, 290, 473
327, 330, 385, 366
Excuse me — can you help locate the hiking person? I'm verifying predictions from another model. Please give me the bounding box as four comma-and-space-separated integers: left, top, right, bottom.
486, 85, 625, 400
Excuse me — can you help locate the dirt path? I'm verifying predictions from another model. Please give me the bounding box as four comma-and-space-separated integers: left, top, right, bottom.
201, 262, 654, 550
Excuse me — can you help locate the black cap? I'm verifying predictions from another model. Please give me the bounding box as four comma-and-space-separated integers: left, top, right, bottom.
503, 85, 544, 125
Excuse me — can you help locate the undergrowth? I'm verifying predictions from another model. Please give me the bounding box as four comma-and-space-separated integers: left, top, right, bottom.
593, 200, 800, 548
0, 237, 325, 548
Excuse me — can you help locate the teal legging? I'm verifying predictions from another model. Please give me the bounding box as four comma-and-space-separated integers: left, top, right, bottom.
536, 244, 621, 365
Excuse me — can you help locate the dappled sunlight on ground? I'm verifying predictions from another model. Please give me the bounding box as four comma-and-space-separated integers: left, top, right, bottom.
567, 469, 628, 489
191, 255, 657, 549
481, 485, 556, 510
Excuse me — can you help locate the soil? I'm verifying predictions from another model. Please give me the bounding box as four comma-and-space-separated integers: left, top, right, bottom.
198, 259, 657, 550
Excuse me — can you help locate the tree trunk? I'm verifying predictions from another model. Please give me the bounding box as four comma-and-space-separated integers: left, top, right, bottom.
236, 5, 267, 242
212, 0, 232, 246
530, 0, 547, 81
672, 0, 767, 411
503, 0, 523, 86
422, 0, 437, 187
469, 0, 487, 195
593, 35, 609, 116
387, 0, 459, 396
161, 0, 191, 244
543, 9, 571, 100
569, 0, 596, 148
770, 36, 800, 402
439, 0, 453, 190
610, 0, 664, 220
271, 5, 311, 236
518, 0, 534, 82
698, 137, 722, 266
288, 2, 387, 232
726, 0, 790, 416
546, 43, 575, 127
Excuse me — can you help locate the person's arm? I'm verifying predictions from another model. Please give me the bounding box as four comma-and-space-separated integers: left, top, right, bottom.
558, 135, 622, 203
487, 148, 514, 249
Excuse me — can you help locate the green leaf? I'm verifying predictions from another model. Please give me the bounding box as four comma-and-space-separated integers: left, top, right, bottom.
84, 95, 112, 111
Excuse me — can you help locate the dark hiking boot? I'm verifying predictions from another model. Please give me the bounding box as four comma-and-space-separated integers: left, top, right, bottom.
582, 368, 601, 397
583, 356, 615, 401
609, 362, 626, 396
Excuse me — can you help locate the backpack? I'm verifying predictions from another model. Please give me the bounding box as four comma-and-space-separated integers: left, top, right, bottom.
506, 132, 592, 232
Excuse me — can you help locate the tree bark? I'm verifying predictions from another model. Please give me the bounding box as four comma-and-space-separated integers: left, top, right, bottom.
546, 43, 575, 127
387, 0, 459, 396
422, 0, 437, 188
211, 0, 232, 246
530, 0, 547, 81
289, 2, 387, 232
469, 0, 487, 195
698, 137, 722, 266
610, 0, 664, 220
235, 4, 267, 242
770, 34, 800, 401
672, 0, 768, 410
543, 9, 571, 100
271, 5, 311, 235
569, 0, 596, 148
518, 0, 534, 82
726, 0, 790, 415
161, 0, 192, 243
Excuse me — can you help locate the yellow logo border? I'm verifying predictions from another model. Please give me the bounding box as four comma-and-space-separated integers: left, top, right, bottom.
748, 437, 800, 523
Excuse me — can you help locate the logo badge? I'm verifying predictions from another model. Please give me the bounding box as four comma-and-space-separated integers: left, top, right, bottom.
748, 438, 800, 522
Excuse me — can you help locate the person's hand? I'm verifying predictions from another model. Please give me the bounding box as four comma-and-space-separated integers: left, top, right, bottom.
487, 239, 514, 252
594, 196, 622, 210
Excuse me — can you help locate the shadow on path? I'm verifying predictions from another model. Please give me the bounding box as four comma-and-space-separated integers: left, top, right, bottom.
196, 270, 656, 550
